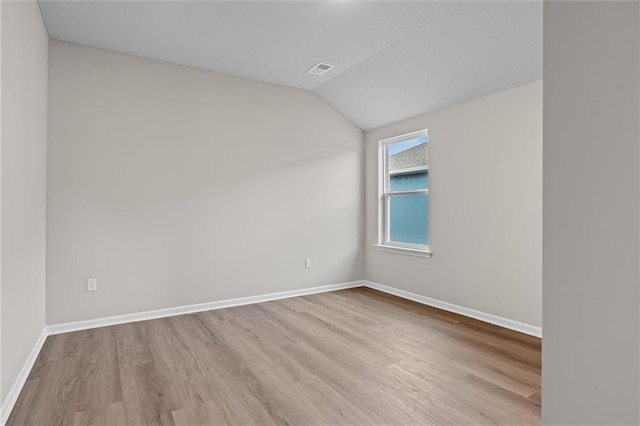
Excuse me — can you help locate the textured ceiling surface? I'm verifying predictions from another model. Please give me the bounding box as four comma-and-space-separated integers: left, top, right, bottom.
38, 1, 542, 130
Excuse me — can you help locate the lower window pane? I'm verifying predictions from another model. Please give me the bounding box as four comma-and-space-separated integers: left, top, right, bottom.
389, 193, 428, 246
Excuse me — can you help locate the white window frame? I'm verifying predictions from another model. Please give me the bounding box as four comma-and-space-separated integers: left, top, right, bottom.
375, 129, 432, 258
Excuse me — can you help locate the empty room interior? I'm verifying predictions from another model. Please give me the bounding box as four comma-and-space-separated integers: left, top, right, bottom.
2, 1, 640, 425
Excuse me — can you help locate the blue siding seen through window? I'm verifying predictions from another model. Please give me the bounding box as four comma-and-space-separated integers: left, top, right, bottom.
389, 172, 428, 191
389, 172, 429, 245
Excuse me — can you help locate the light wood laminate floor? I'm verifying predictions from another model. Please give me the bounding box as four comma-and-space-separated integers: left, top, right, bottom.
8, 287, 541, 425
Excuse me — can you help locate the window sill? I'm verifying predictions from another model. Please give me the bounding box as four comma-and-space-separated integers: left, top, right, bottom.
374, 244, 432, 258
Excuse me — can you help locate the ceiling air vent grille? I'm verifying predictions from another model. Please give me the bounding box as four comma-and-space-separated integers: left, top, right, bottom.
307, 62, 334, 76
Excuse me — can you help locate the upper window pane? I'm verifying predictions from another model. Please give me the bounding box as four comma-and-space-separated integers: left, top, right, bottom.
388, 136, 428, 192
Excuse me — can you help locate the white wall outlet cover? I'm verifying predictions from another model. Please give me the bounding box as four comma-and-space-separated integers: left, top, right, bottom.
305, 258, 311, 269
87, 278, 98, 291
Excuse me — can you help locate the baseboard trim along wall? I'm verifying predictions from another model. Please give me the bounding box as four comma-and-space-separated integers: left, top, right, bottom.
1, 327, 48, 426
47, 279, 542, 338
47, 281, 364, 335
3, 279, 541, 425
363, 280, 542, 338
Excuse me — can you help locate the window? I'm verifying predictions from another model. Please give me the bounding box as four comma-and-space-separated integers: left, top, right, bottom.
377, 129, 431, 257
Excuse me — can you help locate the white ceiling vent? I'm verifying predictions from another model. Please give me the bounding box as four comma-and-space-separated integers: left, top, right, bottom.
307, 62, 334, 76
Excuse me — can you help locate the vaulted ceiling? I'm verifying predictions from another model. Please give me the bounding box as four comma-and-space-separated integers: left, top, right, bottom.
38, 1, 542, 130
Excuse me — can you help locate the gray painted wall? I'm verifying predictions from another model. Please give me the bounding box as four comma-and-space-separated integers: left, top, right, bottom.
543, 2, 640, 424
1, 0, 48, 402
364, 81, 542, 328
46, 41, 364, 325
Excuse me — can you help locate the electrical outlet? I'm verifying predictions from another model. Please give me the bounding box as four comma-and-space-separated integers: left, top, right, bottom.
305, 258, 311, 269
87, 278, 98, 292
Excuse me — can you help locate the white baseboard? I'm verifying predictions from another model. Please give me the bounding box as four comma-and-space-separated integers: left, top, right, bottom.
47, 280, 364, 335
47, 280, 541, 338
1, 327, 48, 426
362, 280, 542, 338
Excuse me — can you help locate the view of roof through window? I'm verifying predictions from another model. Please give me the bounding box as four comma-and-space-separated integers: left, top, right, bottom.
389, 136, 428, 173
